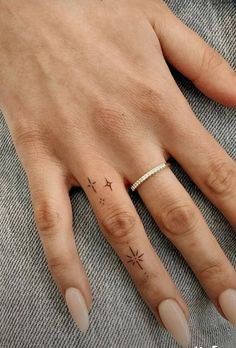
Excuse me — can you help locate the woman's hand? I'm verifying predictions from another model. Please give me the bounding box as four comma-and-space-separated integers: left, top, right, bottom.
1, 0, 236, 346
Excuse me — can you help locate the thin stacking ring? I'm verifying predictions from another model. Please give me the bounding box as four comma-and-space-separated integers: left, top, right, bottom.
130, 162, 171, 192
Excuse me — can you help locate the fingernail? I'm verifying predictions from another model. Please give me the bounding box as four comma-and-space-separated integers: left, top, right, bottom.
218, 288, 236, 327
65, 287, 89, 332
158, 299, 191, 347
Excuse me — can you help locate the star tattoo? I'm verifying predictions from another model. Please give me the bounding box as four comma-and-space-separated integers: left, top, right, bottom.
87, 177, 97, 193
104, 177, 113, 191
126, 246, 144, 270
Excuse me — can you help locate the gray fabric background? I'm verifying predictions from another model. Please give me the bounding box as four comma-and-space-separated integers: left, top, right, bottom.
0, 0, 236, 347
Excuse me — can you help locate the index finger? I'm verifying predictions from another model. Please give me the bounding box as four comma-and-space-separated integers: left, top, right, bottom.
153, 1, 236, 107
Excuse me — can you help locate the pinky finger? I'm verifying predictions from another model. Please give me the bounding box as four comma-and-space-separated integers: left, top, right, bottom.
26, 159, 92, 332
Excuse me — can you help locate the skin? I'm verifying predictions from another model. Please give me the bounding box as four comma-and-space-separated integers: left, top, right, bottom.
1, 0, 236, 327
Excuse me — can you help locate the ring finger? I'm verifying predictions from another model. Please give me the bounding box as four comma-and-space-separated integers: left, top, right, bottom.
131, 156, 236, 326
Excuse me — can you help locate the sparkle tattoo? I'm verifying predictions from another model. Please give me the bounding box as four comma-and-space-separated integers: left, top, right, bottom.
126, 246, 144, 270
87, 177, 97, 193
104, 177, 113, 191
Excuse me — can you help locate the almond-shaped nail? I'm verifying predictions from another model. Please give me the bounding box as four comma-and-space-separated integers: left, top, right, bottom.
65, 287, 89, 332
218, 288, 236, 327
158, 299, 191, 347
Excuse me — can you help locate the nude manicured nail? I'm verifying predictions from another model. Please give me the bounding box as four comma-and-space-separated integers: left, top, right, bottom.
158, 299, 191, 347
65, 287, 89, 332
218, 288, 236, 327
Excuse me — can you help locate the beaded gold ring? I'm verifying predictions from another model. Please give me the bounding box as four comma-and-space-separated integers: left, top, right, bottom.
130, 162, 171, 192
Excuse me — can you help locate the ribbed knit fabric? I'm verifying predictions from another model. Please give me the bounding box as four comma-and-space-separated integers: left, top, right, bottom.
0, 1, 236, 347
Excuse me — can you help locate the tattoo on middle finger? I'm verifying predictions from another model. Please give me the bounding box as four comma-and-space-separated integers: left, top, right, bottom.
126, 246, 144, 270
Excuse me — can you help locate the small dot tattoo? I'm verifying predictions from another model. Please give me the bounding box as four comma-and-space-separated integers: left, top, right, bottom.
87, 177, 97, 193
99, 198, 105, 206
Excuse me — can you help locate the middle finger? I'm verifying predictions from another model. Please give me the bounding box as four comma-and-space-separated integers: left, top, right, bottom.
71, 157, 191, 347
129, 158, 236, 325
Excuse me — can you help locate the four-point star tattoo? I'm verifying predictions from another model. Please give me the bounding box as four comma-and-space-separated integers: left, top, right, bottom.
104, 177, 113, 191
126, 246, 144, 270
87, 177, 97, 193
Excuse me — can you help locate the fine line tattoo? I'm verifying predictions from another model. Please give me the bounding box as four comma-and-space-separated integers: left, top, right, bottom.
104, 177, 113, 191
126, 246, 144, 270
87, 177, 97, 193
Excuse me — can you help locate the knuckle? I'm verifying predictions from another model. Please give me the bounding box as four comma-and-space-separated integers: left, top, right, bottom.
13, 126, 42, 148
34, 201, 60, 235
195, 45, 224, 84
101, 209, 138, 244
12, 126, 50, 162
196, 260, 225, 281
48, 254, 76, 275
93, 100, 134, 136
160, 203, 199, 238
202, 46, 223, 71
132, 80, 167, 115
205, 160, 236, 196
